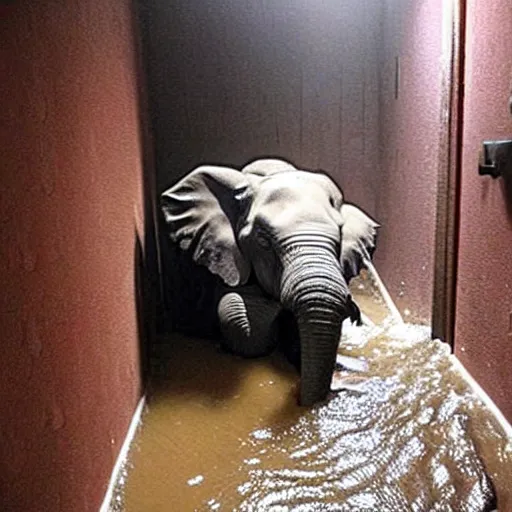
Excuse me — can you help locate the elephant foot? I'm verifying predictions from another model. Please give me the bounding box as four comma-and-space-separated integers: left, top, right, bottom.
217, 288, 282, 358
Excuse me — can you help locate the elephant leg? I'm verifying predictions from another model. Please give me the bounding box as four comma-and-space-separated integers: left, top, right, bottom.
217, 287, 282, 358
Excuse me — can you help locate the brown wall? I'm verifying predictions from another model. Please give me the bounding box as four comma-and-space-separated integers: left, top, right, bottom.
454, 0, 512, 421
142, 0, 382, 217
0, 1, 146, 510
375, 0, 446, 324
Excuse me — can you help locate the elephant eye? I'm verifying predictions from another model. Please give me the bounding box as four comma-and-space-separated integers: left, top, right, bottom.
330, 196, 341, 209
254, 225, 271, 249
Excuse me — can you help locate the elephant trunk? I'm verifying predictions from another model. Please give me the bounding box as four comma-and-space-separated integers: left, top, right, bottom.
280, 241, 351, 406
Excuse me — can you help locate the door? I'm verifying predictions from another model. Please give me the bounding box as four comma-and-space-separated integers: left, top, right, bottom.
454, 0, 512, 421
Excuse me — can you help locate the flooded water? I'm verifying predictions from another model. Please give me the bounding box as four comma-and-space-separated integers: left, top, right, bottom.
112, 274, 512, 511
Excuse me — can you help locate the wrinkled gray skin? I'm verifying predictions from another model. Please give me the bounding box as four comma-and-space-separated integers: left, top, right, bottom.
161, 158, 379, 406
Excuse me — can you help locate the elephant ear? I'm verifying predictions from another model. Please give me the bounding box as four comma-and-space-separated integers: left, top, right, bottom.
160, 165, 252, 287
339, 204, 380, 283
241, 158, 297, 177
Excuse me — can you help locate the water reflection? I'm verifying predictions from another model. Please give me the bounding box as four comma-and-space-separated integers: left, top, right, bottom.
233, 325, 497, 511
115, 276, 511, 512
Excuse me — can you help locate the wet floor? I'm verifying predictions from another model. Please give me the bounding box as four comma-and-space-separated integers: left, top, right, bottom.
112, 273, 512, 511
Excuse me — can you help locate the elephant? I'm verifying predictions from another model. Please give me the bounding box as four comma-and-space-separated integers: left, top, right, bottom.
160, 158, 379, 406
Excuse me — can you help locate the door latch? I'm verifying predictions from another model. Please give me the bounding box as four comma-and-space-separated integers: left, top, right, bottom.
479, 140, 512, 179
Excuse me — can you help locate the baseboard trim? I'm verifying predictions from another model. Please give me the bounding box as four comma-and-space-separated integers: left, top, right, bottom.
449, 355, 512, 439
99, 395, 146, 512
367, 262, 511, 438
365, 260, 404, 325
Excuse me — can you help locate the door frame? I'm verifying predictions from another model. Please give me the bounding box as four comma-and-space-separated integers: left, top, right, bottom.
432, 0, 466, 347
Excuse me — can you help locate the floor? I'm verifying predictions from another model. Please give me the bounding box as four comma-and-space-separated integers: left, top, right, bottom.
111, 271, 512, 511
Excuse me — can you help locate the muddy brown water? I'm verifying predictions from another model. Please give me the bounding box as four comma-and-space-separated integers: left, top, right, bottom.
113, 278, 512, 511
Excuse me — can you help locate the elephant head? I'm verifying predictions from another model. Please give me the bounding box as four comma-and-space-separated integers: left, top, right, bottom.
161, 158, 379, 405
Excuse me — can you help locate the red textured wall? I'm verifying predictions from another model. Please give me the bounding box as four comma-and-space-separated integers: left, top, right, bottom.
0, 1, 145, 510
375, 0, 446, 323
454, 0, 512, 421
141, 0, 382, 217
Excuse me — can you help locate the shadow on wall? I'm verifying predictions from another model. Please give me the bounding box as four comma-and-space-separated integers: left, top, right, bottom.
157, 215, 221, 336
501, 167, 512, 224
138, 0, 382, 218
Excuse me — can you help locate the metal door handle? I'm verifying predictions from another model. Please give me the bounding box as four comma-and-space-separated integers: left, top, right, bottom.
478, 140, 512, 179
